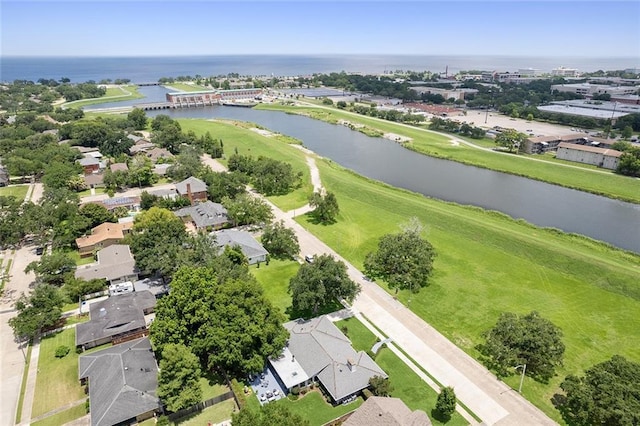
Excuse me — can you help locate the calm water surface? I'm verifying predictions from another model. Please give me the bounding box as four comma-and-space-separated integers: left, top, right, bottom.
146, 105, 640, 253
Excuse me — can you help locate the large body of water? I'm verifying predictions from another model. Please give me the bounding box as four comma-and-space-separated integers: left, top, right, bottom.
144, 103, 640, 254
2, 55, 638, 83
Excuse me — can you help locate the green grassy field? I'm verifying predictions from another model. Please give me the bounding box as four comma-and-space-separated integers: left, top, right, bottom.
32, 329, 86, 418
146, 117, 637, 422
166, 82, 209, 92
175, 399, 236, 425
0, 184, 29, 200
274, 391, 362, 426
251, 259, 300, 316
30, 404, 86, 426
62, 85, 143, 108
178, 118, 313, 211
257, 103, 640, 204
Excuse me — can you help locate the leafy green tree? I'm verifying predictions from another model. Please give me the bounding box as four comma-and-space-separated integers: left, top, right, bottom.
616, 147, 640, 177
308, 191, 339, 224
62, 277, 106, 302
152, 121, 184, 154
557, 355, 640, 426
495, 129, 527, 153
150, 266, 288, 375
364, 229, 435, 292
232, 403, 310, 426
222, 193, 273, 226
202, 170, 248, 202
25, 251, 76, 286
127, 108, 148, 130
166, 145, 203, 182
621, 126, 633, 140
436, 387, 457, 419
157, 343, 202, 412
79, 203, 116, 229
369, 375, 393, 397
128, 207, 188, 278
480, 311, 565, 381
611, 140, 632, 152
9, 284, 64, 341
261, 220, 299, 260
288, 254, 360, 315
42, 161, 81, 190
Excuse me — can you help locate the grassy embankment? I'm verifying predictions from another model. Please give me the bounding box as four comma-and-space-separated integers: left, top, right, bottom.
179, 117, 640, 423
256, 103, 640, 204
165, 82, 209, 92
62, 85, 144, 109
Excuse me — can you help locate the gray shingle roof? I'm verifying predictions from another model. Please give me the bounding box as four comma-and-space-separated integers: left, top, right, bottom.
175, 201, 228, 229
275, 316, 387, 402
344, 396, 431, 426
79, 337, 161, 426
175, 176, 207, 195
75, 291, 156, 347
75, 245, 137, 282
213, 229, 268, 262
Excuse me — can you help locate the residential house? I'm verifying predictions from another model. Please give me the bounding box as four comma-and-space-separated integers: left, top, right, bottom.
110, 163, 129, 173
134, 277, 169, 298
556, 142, 623, 170
269, 316, 387, 404
75, 291, 156, 349
128, 138, 155, 155
146, 147, 174, 163
78, 156, 101, 175
79, 337, 162, 426
175, 176, 208, 203
75, 244, 139, 284
91, 196, 141, 212
213, 229, 268, 264
153, 164, 171, 176
83, 173, 104, 189
75, 222, 133, 258
344, 396, 431, 426
175, 201, 229, 232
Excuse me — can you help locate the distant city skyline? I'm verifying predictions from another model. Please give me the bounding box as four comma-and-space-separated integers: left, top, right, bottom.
2, 1, 639, 58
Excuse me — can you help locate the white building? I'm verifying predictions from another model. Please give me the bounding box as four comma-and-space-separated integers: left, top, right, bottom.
555, 142, 623, 170
551, 83, 638, 97
551, 67, 580, 77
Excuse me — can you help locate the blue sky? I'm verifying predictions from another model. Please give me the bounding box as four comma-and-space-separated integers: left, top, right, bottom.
2, 1, 639, 57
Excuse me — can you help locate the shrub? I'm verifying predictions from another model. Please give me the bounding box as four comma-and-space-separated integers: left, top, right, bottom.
291, 385, 300, 395
84, 399, 90, 413
156, 416, 170, 426
55, 345, 70, 358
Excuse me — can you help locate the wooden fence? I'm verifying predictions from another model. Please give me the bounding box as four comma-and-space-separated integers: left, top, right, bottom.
167, 391, 234, 423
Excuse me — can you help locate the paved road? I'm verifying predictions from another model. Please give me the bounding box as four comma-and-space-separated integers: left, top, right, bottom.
202, 154, 555, 425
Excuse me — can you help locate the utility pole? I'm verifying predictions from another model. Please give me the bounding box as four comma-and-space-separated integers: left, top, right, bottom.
515, 364, 527, 393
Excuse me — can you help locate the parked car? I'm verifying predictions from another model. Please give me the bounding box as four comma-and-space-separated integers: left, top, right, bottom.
304, 254, 314, 263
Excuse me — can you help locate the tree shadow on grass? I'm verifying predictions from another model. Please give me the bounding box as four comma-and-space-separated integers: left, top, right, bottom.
284, 299, 344, 321
430, 408, 452, 423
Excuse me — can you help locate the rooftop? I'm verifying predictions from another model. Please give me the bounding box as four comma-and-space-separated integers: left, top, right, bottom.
557, 142, 623, 157
75, 244, 137, 282
175, 201, 228, 229
175, 176, 208, 195
213, 229, 268, 261
344, 396, 431, 426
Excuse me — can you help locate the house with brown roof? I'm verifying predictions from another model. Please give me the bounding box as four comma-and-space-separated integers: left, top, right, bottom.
146, 147, 174, 163
75, 222, 133, 258
110, 163, 129, 173
344, 396, 431, 426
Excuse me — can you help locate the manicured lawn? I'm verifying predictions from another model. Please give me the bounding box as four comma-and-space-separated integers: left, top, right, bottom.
0, 184, 29, 200
175, 399, 236, 425
258, 103, 640, 204
199, 371, 230, 400
250, 259, 299, 316
167, 82, 209, 92
31, 404, 86, 426
66, 249, 95, 266
76, 187, 106, 197
178, 119, 313, 212
274, 390, 362, 426
32, 328, 85, 418
337, 317, 468, 426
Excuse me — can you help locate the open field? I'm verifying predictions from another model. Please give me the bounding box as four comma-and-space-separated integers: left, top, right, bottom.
62, 85, 143, 108
0, 184, 29, 200
32, 329, 85, 418
146, 117, 637, 420
257, 103, 640, 204
178, 118, 312, 211
166, 82, 209, 92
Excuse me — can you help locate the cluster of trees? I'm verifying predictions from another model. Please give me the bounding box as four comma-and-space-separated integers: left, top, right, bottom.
55, 82, 106, 102
428, 117, 486, 139
349, 104, 426, 123
308, 191, 339, 224
103, 156, 158, 191
494, 129, 528, 153
479, 311, 565, 381
315, 72, 419, 100
260, 220, 299, 260
228, 154, 302, 196
612, 141, 640, 177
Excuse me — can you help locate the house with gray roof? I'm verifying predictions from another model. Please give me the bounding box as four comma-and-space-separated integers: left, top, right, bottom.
79, 337, 162, 426
270, 316, 387, 404
175, 176, 208, 203
175, 201, 229, 231
75, 244, 138, 284
75, 290, 156, 349
213, 229, 268, 264
344, 396, 431, 426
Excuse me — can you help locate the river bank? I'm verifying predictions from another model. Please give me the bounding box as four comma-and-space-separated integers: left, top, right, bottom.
256, 102, 640, 205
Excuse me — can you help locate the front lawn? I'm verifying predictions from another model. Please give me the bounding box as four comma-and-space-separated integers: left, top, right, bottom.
274, 390, 362, 426
31, 329, 85, 418
0, 184, 29, 200
31, 404, 86, 426
250, 259, 299, 316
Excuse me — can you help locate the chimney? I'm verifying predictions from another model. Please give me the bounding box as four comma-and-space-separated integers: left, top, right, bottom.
186, 182, 194, 206
347, 358, 356, 372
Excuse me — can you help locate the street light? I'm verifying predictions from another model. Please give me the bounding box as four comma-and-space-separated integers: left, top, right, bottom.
515, 364, 527, 393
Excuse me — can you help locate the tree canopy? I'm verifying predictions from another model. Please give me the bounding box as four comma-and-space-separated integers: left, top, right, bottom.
308, 191, 339, 224
260, 220, 299, 260
157, 343, 202, 413
232, 403, 310, 426
222, 193, 273, 227
479, 311, 565, 381
150, 266, 288, 376
363, 228, 435, 292
436, 386, 457, 420
288, 254, 360, 315
557, 355, 640, 426
9, 284, 64, 341
25, 251, 76, 286
494, 129, 527, 153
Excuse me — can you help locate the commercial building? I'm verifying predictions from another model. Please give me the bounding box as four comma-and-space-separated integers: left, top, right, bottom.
555, 142, 623, 170
551, 83, 638, 97
551, 67, 580, 77
523, 133, 590, 154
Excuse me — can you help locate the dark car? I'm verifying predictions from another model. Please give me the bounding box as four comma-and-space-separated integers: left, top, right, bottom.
35, 247, 44, 255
